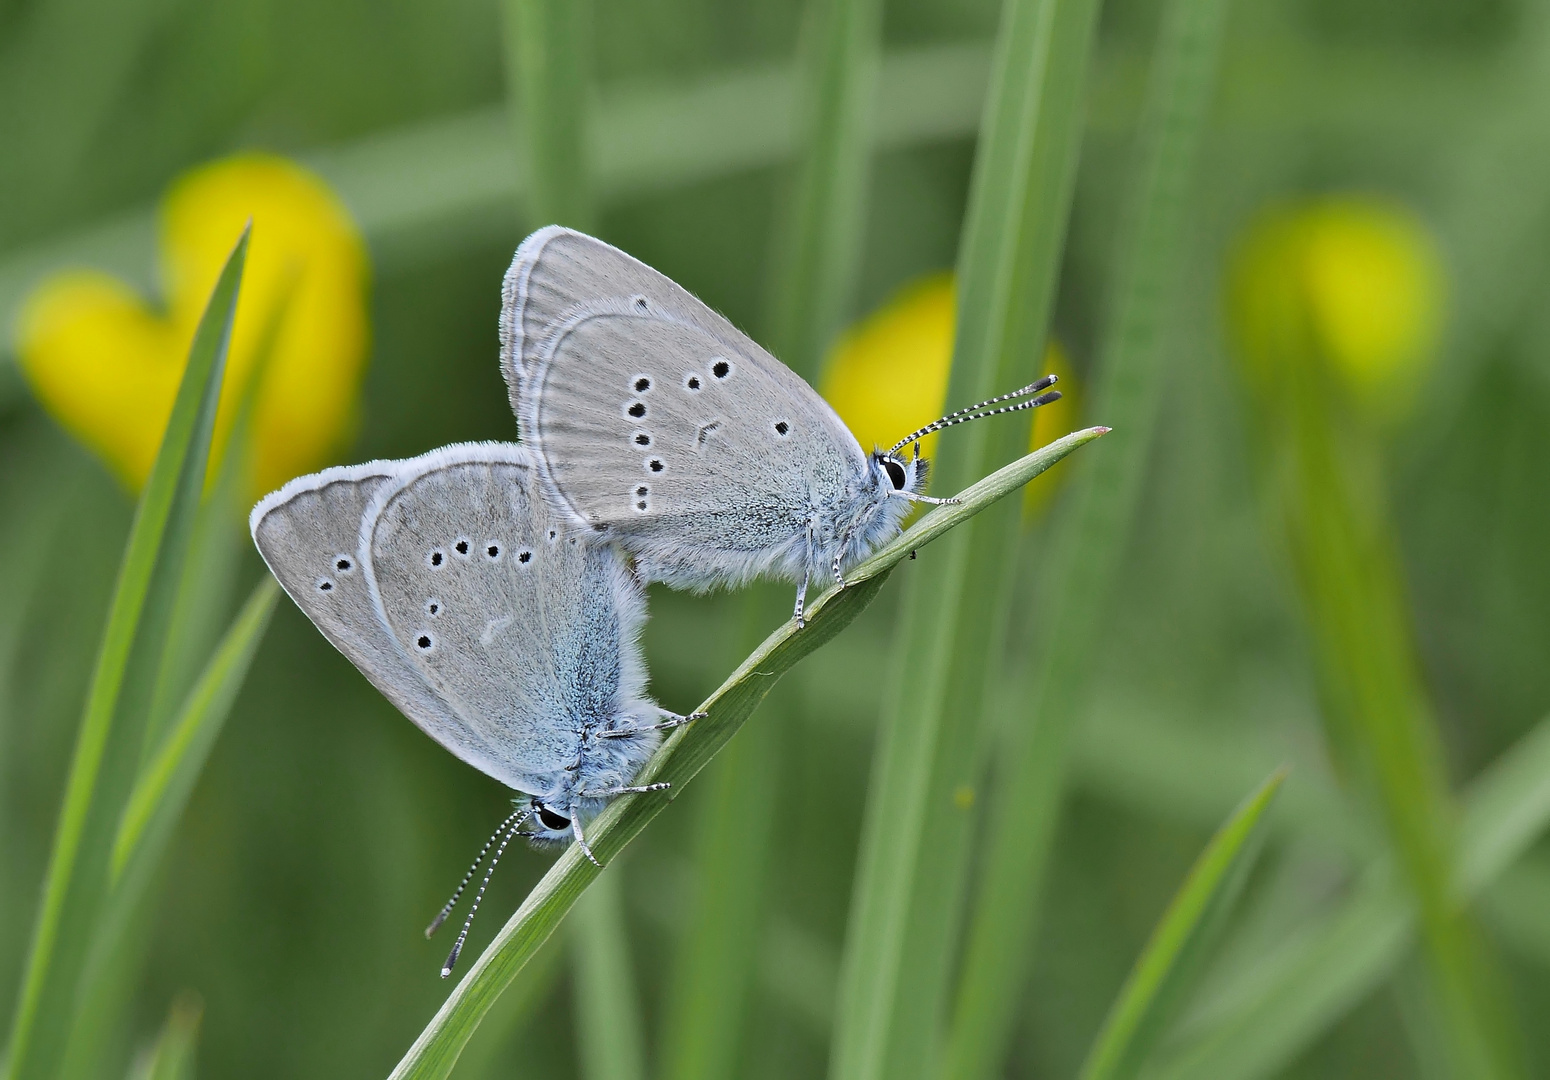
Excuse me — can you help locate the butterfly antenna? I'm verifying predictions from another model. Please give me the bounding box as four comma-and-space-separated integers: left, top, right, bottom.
438, 811, 527, 978
425, 807, 530, 938
887, 374, 1060, 457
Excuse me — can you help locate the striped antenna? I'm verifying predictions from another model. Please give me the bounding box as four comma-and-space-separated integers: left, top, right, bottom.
887, 374, 1060, 457
425, 806, 530, 939
440, 813, 528, 978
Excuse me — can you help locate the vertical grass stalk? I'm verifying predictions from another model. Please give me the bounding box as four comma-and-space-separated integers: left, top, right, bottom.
501, 0, 593, 230
571, 873, 647, 1080
827, 0, 1102, 1076
940, 0, 1231, 1072
664, 0, 883, 1071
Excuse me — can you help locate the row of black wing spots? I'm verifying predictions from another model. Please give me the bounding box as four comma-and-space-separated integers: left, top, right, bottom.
412, 528, 538, 654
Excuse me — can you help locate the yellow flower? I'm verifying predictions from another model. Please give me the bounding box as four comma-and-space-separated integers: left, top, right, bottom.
15, 153, 370, 498
1228, 196, 1444, 421
820, 273, 1078, 515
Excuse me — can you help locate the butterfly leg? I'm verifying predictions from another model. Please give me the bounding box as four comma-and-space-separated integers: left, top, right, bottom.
570, 814, 604, 868
793, 569, 810, 630
595, 711, 705, 739
579, 782, 673, 798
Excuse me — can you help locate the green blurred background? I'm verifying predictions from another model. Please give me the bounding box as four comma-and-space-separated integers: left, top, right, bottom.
2, 0, 1549, 1077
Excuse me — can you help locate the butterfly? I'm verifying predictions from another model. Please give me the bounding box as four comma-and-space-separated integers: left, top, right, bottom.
250, 441, 697, 973
500, 226, 1060, 625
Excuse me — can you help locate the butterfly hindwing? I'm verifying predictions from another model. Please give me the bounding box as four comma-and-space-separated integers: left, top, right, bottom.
362, 442, 648, 790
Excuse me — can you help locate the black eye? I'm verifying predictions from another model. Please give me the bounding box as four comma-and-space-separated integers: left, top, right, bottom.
649, 459, 663, 473
538, 806, 570, 831
634, 376, 651, 392
883, 458, 908, 490
712, 360, 730, 379
686, 376, 701, 391
518, 550, 532, 563
416, 634, 432, 650
335, 557, 352, 572
774, 421, 789, 436
628, 402, 646, 418
487, 544, 500, 558
635, 433, 651, 445
455, 540, 469, 555
318, 580, 334, 592
429, 550, 444, 567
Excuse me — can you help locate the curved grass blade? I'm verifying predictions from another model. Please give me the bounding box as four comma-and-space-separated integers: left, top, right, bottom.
385, 428, 1107, 1080
1078, 769, 1285, 1080
3, 228, 248, 1080
1149, 711, 1550, 1080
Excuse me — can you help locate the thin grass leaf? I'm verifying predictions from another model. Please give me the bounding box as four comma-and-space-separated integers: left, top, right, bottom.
571, 872, 647, 1080
1149, 710, 1550, 1080
1078, 770, 1285, 1080
942, 0, 1229, 1072
501, 0, 593, 230
111, 579, 279, 882
827, 0, 1104, 1074
385, 428, 1106, 1080
125, 994, 201, 1080
3, 228, 248, 1080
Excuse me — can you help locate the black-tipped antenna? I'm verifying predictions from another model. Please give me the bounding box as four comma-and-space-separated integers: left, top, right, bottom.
425, 807, 530, 939
440, 815, 526, 978
887, 374, 1060, 457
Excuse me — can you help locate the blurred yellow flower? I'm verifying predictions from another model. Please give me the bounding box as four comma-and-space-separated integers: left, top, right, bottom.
1228, 196, 1444, 421
15, 153, 369, 497
820, 273, 1078, 516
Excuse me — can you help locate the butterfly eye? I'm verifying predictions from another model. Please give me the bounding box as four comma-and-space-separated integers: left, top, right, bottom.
882, 457, 908, 490
537, 805, 570, 832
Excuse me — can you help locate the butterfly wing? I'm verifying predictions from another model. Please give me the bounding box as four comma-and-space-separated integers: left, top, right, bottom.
250, 462, 517, 786
362, 442, 647, 792
505, 229, 868, 589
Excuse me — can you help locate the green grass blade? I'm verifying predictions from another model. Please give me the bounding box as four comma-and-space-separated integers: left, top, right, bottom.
1078, 770, 1285, 1080
501, 0, 593, 229
111, 579, 280, 882
1149, 710, 1550, 1080
827, 0, 1103, 1074
126, 995, 202, 1080
765, 0, 883, 377
570, 873, 647, 1080
384, 430, 1105, 1080
661, 0, 881, 1072
3, 228, 248, 1080
941, 0, 1229, 1073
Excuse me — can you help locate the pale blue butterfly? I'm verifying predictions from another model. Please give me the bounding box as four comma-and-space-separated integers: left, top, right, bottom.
500, 226, 1061, 624
250, 441, 697, 974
